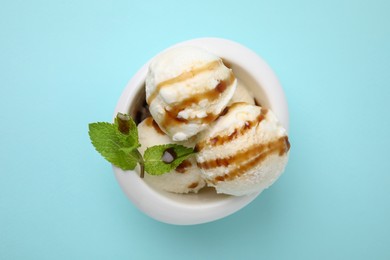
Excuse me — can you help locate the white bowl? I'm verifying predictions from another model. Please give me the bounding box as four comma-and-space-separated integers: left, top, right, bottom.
113, 37, 289, 225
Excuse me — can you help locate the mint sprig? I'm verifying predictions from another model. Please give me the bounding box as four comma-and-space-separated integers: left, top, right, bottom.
144, 144, 195, 175
88, 113, 195, 177
88, 122, 139, 170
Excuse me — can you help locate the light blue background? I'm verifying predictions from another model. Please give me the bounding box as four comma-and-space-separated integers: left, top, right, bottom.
1, 0, 389, 259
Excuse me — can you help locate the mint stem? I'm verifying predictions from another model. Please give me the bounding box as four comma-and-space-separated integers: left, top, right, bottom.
134, 149, 145, 178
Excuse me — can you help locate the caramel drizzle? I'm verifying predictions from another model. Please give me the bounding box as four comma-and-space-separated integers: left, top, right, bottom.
147, 60, 222, 105
162, 108, 218, 128
175, 159, 192, 173
198, 136, 290, 183
187, 182, 199, 189
195, 108, 268, 151
160, 71, 235, 129
144, 117, 165, 135
216, 102, 250, 118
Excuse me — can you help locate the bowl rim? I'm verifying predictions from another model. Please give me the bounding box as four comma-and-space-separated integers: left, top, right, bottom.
112, 37, 289, 225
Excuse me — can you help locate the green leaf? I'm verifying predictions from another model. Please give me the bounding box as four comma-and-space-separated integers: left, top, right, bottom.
144, 144, 195, 175
88, 122, 138, 170
114, 113, 140, 149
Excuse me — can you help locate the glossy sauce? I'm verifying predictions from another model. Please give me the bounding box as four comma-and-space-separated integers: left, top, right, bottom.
161, 79, 228, 124
187, 182, 199, 189
144, 117, 165, 135
175, 159, 192, 173
198, 136, 290, 183
159, 71, 235, 130
147, 60, 222, 105
195, 108, 268, 151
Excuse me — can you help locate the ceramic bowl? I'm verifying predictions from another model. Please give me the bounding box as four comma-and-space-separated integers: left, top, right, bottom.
113, 37, 289, 225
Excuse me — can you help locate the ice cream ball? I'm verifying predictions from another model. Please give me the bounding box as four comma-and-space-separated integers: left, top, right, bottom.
195, 103, 290, 196
145, 46, 237, 141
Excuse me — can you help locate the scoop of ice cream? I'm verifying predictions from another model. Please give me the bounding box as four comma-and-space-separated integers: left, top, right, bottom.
195, 103, 290, 196
146, 46, 237, 141
228, 79, 255, 106
138, 117, 206, 193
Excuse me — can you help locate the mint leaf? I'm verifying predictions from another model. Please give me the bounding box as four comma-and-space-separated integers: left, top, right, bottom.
89, 122, 138, 170
88, 113, 197, 178
144, 144, 195, 175
114, 113, 140, 149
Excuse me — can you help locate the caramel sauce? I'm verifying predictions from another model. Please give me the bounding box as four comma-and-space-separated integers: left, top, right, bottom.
144, 117, 165, 135
144, 117, 153, 126
219, 106, 230, 117
175, 159, 192, 173
197, 136, 290, 183
147, 60, 222, 105
187, 182, 199, 189
152, 120, 165, 135
212, 139, 288, 183
160, 72, 235, 130
196, 108, 268, 151
209, 102, 244, 123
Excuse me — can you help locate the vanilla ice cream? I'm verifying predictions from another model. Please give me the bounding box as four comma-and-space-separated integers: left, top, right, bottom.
146, 46, 237, 141
195, 103, 290, 196
138, 117, 206, 193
